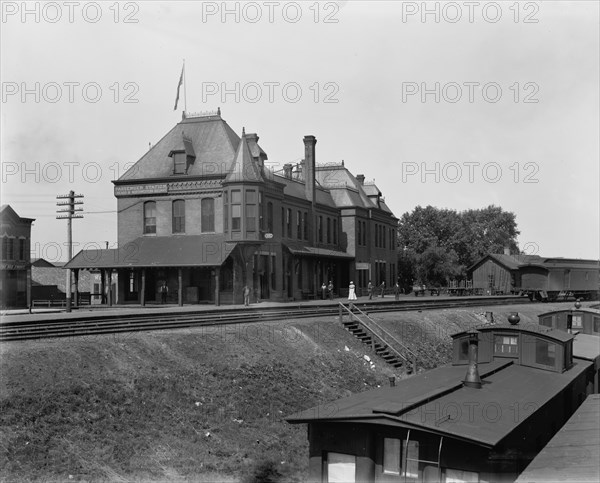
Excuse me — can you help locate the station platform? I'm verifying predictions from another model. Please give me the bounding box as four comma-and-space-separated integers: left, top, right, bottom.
0, 294, 531, 325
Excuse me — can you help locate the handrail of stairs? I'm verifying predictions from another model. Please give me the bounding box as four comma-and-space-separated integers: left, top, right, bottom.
338, 302, 417, 371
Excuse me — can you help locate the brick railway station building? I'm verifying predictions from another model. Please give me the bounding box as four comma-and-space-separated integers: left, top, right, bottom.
0, 205, 34, 308
66, 111, 398, 305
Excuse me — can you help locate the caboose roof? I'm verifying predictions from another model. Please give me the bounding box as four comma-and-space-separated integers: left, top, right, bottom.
287, 358, 592, 448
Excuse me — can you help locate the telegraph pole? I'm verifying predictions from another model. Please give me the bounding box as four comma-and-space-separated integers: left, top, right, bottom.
57, 191, 84, 313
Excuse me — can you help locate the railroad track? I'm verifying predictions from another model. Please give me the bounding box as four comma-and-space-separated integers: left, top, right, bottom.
0, 296, 530, 342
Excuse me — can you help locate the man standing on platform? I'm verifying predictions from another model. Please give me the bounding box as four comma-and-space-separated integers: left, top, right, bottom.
321, 282, 327, 300
328, 281, 334, 300
160, 282, 168, 304
243, 285, 251, 307
380, 281, 386, 298
368, 280, 373, 300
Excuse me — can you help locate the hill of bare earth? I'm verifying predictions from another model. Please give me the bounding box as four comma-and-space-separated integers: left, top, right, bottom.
0, 317, 400, 482
371, 302, 584, 369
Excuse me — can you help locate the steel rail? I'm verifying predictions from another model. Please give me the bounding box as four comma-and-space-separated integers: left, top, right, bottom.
1, 296, 530, 342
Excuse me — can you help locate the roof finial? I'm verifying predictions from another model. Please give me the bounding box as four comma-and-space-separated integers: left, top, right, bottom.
342, 159, 344, 166
242, 127, 245, 136
217, 107, 221, 116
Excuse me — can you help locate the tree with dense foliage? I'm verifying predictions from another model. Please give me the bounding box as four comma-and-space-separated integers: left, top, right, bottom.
397, 205, 520, 288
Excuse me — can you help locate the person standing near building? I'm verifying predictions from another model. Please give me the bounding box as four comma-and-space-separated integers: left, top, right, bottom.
328, 281, 334, 300
243, 285, 251, 307
348, 281, 357, 302
367, 280, 373, 300
380, 281, 386, 298
160, 282, 168, 304
321, 282, 327, 300
394, 282, 400, 301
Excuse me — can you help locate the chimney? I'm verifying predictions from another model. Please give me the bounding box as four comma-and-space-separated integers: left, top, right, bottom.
503, 246, 510, 255
303, 136, 316, 205
283, 163, 293, 179
463, 330, 482, 389
356, 174, 365, 185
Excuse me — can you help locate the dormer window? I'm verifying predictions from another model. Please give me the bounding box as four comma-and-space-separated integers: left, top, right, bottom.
169, 133, 196, 175
173, 152, 187, 174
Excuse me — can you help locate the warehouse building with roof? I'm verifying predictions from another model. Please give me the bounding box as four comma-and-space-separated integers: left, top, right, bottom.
467, 253, 599, 301
65, 110, 398, 305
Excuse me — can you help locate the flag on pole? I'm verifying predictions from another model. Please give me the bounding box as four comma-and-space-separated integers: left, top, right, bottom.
174, 63, 184, 110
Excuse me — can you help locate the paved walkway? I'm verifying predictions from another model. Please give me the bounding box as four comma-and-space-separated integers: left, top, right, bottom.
0, 293, 526, 324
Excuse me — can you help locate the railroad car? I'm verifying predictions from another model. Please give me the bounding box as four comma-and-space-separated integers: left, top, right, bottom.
468, 254, 599, 302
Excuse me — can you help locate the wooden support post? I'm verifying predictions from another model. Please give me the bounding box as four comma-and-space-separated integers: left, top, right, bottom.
73, 269, 79, 307
178, 268, 183, 307
339, 303, 343, 324
140, 269, 146, 306
214, 267, 220, 307
100, 269, 106, 305
106, 269, 112, 307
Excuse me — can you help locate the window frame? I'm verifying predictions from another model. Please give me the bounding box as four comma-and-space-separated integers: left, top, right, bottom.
143, 201, 157, 235
201, 197, 215, 233
172, 199, 185, 234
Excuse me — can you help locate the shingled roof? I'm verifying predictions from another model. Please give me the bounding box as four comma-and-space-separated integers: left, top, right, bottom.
224, 130, 264, 183
117, 114, 251, 181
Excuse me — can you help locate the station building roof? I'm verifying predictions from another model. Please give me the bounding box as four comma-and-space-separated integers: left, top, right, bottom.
287, 357, 593, 448
116, 113, 246, 181
64, 235, 236, 269
515, 394, 600, 483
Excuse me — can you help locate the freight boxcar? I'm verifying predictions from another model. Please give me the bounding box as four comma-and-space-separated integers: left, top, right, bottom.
468, 254, 599, 302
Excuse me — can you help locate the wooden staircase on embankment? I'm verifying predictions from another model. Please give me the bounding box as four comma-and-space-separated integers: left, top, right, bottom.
338, 303, 432, 373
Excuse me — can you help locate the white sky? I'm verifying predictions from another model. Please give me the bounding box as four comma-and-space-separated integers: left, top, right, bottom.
1, 1, 598, 262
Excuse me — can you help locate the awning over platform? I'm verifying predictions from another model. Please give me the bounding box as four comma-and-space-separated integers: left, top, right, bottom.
65, 235, 237, 269
284, 241, 352, 259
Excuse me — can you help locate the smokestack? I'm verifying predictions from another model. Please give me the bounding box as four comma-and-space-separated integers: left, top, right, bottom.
463, 330, 482, 389
504, 246, 510, 255
303, 136, 316, 204
303, 136, 317, 244
356, 174, 365, 185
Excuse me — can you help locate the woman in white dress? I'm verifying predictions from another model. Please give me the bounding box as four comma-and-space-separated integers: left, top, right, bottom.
348, 281, 357, 301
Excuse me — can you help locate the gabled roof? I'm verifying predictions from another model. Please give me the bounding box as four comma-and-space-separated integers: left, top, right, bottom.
117, 114, 257, 181
0, 205, 35, 224
469, 254, 600, 273
287, 358, 592, 448
224, 130, 264, 183
315, 164, 396, 217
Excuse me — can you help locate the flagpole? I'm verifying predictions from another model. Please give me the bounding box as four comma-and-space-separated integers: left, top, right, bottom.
183, 58, 187, 114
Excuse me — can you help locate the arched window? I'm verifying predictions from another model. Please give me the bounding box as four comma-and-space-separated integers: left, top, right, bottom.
172, 200, 185, 233
144, 201, 157, 234
201, 198, 215, 232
